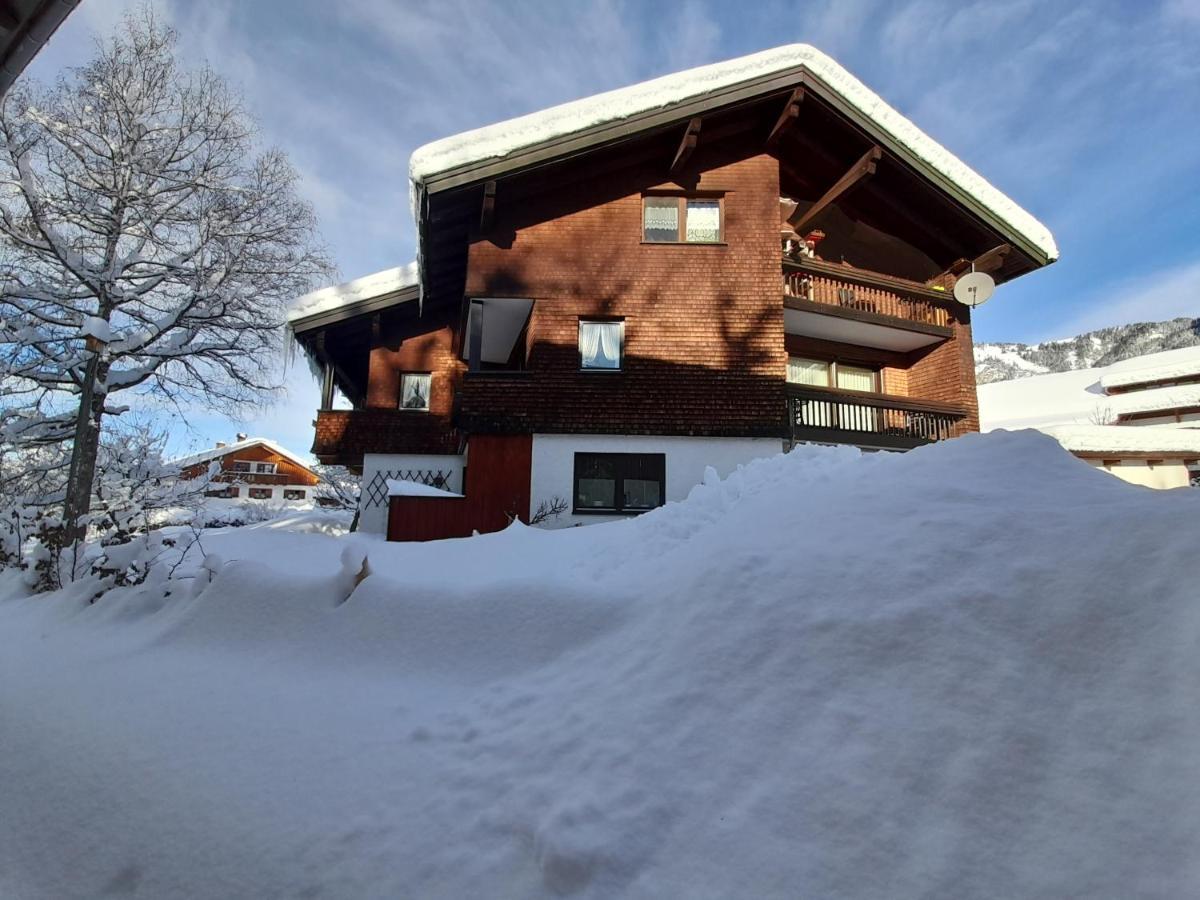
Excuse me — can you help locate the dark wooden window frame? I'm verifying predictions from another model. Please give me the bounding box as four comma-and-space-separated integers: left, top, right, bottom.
248, 487, 273, 500
787, 355, 881, 393
283, 489, 307, 501
641, 192, 725, 244
399, 371, 432, 412
572, 452, 666, 515
578, 318, 625, 372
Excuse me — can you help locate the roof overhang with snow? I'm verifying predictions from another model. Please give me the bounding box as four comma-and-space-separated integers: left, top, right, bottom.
288, 263, 420, 335
410, 44, 1058, 283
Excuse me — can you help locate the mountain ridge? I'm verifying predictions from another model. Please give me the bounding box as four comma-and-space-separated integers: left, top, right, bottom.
974, 317, 1200, 384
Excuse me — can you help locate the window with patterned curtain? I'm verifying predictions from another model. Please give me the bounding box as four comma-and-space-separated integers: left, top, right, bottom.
643, 197, 680, 242
684, 200, 721, 242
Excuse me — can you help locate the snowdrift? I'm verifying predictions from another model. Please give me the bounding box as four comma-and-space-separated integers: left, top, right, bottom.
3, 431, 1199, 899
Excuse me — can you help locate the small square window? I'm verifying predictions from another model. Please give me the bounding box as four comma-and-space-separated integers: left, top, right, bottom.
400, 373, 431, 410
579, 320, 623, 370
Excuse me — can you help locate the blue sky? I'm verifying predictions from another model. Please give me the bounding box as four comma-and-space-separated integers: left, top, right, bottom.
25, 0, 1200, 458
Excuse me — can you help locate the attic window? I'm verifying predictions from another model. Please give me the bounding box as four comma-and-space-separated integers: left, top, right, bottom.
643, 195, 723, 243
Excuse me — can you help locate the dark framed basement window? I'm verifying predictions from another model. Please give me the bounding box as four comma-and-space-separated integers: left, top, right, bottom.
574, 452, 666, 514
642, 195, 723, 243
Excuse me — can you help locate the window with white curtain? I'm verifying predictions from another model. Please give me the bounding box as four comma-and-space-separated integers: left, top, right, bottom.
642, 196, 723, 242
400, 373, 431, 410
787, 357, 830, 386
787, 357, 878, 393
579, 320, 623, 370
836, 364, 876, 393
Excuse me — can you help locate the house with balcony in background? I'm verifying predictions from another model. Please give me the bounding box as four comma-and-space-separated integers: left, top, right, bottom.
980, 345, 1200, 489
176, 436, 321, 503
288, 44, 1058, 540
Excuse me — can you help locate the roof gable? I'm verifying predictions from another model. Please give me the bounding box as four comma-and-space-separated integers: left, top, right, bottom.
171, 437, 318, 477
410, 44, 1057, 266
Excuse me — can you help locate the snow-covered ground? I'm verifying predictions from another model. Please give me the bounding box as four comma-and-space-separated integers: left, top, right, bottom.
2, 432, 1199, 899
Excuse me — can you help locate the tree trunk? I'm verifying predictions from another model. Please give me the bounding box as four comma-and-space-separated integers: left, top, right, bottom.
62, 348, 108, 548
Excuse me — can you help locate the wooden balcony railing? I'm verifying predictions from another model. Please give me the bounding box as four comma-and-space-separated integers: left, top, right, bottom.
783, 258, 953, 329
788, 385, 965, 450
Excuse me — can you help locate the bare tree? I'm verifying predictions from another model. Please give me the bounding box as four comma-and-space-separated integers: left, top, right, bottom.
312, 464, 361, 531
0, 9, 331, 556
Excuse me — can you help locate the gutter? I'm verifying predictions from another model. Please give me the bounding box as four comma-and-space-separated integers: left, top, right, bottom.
0, 0, 81, 98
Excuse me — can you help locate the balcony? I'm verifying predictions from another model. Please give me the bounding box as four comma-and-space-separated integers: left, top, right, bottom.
788, 384, 966, 450
783, 257, 955, 352
312, 408, 460, 466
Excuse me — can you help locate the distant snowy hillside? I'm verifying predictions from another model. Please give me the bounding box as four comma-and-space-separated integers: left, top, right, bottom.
975, 317, 1200, 384
3, 432, 1200, 899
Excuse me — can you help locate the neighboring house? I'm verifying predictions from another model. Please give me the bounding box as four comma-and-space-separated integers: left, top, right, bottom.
980, 345, 1200, 489
175, 436, 321, 502
289, 44, 1057, 539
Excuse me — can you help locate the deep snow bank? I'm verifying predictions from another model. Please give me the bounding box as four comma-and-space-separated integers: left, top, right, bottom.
3, 431, 1199, 899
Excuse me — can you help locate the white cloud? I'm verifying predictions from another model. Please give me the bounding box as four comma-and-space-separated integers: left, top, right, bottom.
1052, 259, 1200, 337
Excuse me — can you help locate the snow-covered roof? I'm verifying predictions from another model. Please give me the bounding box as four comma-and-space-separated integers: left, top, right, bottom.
1099, 345, 1200, 392
410, 44, 1058, 264
288, 263, 419, 325
1041, 424, 1200, 457
1109, 384, 1200, 418
171, 437, 318, 475
979, 367, 1107, 431
387, 479, 463, 499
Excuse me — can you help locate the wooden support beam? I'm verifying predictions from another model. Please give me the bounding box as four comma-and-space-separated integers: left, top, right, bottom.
670, 117, 702, 175
319, 361, 335, 410
937, 244, 1012, 281
313, 331, 364, 408
468, 298, 484, 373
789, 145, 882, 231
479, 180, 496, 232
766, 87, 805, 147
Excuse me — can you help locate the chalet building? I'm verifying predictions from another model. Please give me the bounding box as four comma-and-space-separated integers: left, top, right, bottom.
289, 44, 1058, 539
981, 346, 1200, 489
176, 436, 321, 502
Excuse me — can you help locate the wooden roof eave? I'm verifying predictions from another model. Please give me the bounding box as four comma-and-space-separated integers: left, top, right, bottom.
288, 285, 421, 336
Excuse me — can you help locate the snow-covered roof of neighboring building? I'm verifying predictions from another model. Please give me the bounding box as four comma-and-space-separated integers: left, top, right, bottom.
979, 367, 1108, 431
288, 263, 419, 325
409, 44, 1058, 264
170, 437, 317, 476
1109, 384, 1200, 418
1041, 424, 1200, 457
1099, 345, 1200, 392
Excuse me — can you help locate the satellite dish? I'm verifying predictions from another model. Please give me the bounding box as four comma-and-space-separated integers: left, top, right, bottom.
953, 271, 995, 308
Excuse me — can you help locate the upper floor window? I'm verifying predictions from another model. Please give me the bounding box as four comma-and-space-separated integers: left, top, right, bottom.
787, 356, 879, 393
643, 195, 722, 243
232, 460, 277, 475
400, 373, 431, 410
579, 320, 623, 370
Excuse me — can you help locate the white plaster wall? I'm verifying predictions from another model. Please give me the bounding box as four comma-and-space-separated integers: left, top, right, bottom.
359, 452, 466, 534
530, 434, 784, 529
1086, 458, 1192, 490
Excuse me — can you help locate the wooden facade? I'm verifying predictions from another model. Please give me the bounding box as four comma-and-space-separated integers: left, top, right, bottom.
291, 58, 1053, 541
